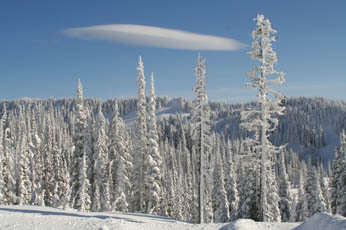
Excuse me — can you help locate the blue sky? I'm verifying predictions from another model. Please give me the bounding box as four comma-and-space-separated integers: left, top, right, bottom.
1, 0, 345, 102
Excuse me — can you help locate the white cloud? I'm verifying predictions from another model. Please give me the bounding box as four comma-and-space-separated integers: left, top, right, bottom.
63, 24, 246, 51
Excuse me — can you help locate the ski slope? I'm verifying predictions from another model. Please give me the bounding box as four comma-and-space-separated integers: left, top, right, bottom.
1, 205, 345, 230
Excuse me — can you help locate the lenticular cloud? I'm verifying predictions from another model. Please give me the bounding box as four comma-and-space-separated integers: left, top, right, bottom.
63, 24, 246, 51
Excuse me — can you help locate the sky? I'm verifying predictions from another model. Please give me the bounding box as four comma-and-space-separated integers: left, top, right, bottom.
1, 0, 346, 102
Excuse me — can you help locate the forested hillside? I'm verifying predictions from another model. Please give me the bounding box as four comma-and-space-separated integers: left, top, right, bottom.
0, 95, 345, 223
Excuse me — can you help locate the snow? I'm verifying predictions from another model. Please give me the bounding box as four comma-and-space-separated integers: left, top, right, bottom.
0, 206, 345, 230
294, 212, 346, 230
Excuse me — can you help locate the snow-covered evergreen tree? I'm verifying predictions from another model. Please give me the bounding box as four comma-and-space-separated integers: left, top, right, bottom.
306, 164, 327, 217
225, 140, 239, 221
192, 53, 213, 223
17, 137, 31, 205
146, 73, 162, 214
277, 151, 291, 222
42, 114, 55, 206
132, 56, 148, 213
92, 104, 111, 211
331, 131, 346, 216
296, 163, 308, 221
212, 144, 230, 223
113, 100, 133, 212
3, 125, 17, 205
0, 106, 6, 204
70, 79, 91, 211
241, 14, 285, 222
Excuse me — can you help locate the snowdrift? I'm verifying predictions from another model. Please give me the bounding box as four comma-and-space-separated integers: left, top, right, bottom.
1, 206, 346, 230
294, 212, 346, 230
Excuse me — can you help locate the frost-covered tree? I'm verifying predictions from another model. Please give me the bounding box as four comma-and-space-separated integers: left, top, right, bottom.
42, 114, 55, 206
17, 137, 32, 205
0, 106, 6, 204
225, 140, 239, 221
306, 164, 327, 217
296, 163, 308, 221
277, 151, 291, 222
192, 53, 213, 223
237, 157, 259, 220
331, 131, 346, 216
241, 14, 285, 222
132, 56, 148, 212
212, 144, 230, 223
146, 73, 162, 214
92, 105, 111, 211
70, 79, 91, 211
3, 126, 17, 205
113, 100, 133, 212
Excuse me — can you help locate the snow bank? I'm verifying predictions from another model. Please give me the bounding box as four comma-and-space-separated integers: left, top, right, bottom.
220, 219, 298, 230
294, 212, 346, 230
220, 219, 261, 230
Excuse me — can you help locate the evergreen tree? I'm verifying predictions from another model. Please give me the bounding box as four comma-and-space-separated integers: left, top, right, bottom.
0, 106, 6, 204
42, 114, 55, 206
331, 131, 346, 216
132, 56, 148, 212
92, 105, 111, 211
113, 100, 133, 212
212, 144, 230, 223
3, 126, 17, 205
70, 79, 91, 211
296, 163, 308, 221
225, 140, 239, 221
146, 73, 162, 214
306, 164, 327, 216
192, 53, 213, 223
17, 137, 31, 205
241, 14, 285, 222
277, 151, 291, 221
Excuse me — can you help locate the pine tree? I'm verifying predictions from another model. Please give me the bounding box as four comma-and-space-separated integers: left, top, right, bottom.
113, 100, 133, 212
296, 163, 308, 221
331, 131, 346, 216
241, 14, 285, 222
70, 79, 91, 211
212, 144, 230, 223
132, 56, 148, 212
0, 106, 6, 204
277, 151, 291, 221
146, 73, 162, 214
3, 126, 17, 205
306, 164, 327, 217
192, 53, 213, 223
225, 140, 239, 221
42, 114, 55, 206
237, 158, 259, 220
92, 104, 111, 211
29, 113, 45, 206
17, 137, 32, 205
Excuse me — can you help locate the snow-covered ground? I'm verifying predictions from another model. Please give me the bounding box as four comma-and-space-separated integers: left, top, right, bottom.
1, 205, 345, 230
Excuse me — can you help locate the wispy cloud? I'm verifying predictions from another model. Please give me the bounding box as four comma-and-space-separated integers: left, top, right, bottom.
63, 24, 246, 51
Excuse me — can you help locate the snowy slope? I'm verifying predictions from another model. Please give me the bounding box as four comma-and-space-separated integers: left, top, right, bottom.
0, 205, 326, 230
0, 205, 298, 230
294, 212, 346, 230
2, 206, 345, 230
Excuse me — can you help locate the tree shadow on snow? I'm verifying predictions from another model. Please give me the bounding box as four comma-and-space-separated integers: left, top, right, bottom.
0, 207, 144, 224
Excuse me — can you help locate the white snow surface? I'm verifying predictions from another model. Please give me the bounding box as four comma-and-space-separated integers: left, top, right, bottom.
293, 212, 346, 230
0, 206, 345, 230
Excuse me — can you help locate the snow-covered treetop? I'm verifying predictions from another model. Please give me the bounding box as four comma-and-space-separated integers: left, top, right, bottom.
194, 53, 206, 79
77, 79, 83, 102
150, 73, 155, 100
247, 14, 285, 87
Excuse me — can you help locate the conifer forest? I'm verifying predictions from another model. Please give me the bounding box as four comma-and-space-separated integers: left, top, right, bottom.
1, 14, 346, 225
